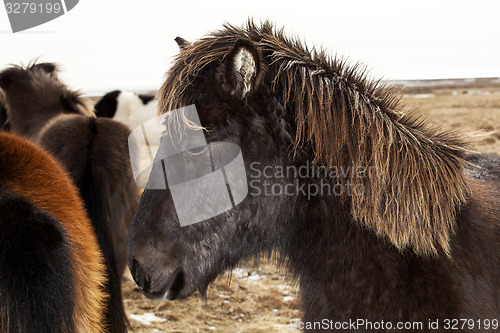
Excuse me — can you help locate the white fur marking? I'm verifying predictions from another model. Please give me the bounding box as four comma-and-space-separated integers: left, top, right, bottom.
114, 91, 158, 130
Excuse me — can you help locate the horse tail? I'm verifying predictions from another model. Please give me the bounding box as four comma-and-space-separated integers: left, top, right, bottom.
39, 115, 137, 332
0, 190, 75, 333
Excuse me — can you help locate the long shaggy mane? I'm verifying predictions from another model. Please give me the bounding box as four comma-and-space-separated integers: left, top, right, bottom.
158, 20, 471, 256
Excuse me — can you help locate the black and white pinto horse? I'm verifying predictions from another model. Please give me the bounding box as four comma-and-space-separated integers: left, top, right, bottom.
94, 90, 157, 130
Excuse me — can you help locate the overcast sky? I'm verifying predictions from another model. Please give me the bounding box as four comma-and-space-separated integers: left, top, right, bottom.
1, 0, 499, 94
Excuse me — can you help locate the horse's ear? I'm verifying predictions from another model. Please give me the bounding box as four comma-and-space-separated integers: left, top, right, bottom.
37, 62, 57, 75
175, 37, 190, 50
221, 38, 263, 99
30, 62, 58, 78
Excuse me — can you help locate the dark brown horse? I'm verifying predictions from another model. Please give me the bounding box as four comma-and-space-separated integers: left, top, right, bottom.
0, 132, 106, 332
0, 62, 139, 332
126, 22, 500, 332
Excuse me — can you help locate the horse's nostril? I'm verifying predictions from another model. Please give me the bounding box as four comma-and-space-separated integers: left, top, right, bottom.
129, 258, 184, 300
130, 259, 140, 282
130, 258, 151, 292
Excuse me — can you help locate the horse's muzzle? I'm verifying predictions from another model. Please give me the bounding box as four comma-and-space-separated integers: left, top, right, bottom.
129, 258, 185, 300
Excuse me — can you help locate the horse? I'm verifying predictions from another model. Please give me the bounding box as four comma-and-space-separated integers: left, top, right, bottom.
126, 21, 500, 332
94, 90, 157, 130
0, 132, 106, 332
0, 62, 139, 332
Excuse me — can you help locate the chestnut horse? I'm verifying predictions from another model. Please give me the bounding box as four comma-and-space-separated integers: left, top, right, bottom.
0, 132, 106, 332
127, 22, 500, 332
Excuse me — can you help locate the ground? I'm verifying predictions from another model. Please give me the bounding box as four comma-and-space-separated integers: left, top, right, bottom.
123, 262, 301, 333
121, 79, 500, 332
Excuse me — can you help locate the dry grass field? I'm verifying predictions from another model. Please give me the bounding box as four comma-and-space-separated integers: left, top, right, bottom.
121, 79, 500, 332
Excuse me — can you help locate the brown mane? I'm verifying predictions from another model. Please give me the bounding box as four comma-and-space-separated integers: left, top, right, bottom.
158, 20, 470, 256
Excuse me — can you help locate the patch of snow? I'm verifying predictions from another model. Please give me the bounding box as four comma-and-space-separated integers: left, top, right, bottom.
232, 268, 265, 281
414, 93, 435, 98
247, 273, 265, 281
278, 285, 292, 295
232, 268, 247, 278
274, 324, 294, 332
452, 90, 493, 96
467, 90, 491, 95
129, 313, 167, 326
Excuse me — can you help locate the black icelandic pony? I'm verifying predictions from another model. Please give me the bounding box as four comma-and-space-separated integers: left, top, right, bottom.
0, 62, 139, 332
127, 22, 500, 332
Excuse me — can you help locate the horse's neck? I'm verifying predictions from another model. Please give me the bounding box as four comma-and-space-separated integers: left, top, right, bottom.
11, 117, 47, 141
280, 190, 454, 322
9, 100, 62, 140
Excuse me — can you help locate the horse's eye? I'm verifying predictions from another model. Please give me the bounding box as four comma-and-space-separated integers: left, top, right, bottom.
186, 145, 207, 154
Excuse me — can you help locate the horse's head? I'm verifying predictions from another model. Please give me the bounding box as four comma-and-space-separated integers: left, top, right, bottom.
127, 37, 297, 300
0, 62, 58, 102
0, 62, 91, 139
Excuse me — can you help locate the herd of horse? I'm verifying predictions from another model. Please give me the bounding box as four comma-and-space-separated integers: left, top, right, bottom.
1, 21, 499, 332
0, 62, 138, 332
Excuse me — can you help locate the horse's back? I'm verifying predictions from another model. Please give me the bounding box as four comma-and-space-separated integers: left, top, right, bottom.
466, 153, 500, 180
0, 188, 75, 333
0, 132, 106, 332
